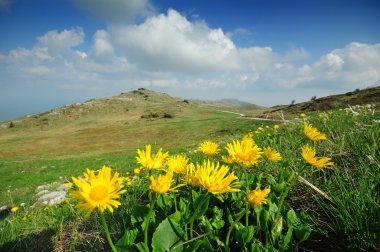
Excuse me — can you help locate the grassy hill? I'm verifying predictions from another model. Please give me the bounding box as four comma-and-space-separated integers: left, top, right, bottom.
0, 88, 263, 203
269, 86, 380, 114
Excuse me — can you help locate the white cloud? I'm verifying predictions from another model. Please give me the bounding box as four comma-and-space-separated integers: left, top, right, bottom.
314, 42, 380, 87
25, 66, 53, 75
112, 9, 237, 72
37, 27, 84, 50
91, 30, 114, 60
74, 0, 154, 23
283, 48, 310, 62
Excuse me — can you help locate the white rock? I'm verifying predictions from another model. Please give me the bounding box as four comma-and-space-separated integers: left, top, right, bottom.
36, 190, 50, 196
57, 183, 67, 191
38, 191, 67, 205
36, 185, 48, 191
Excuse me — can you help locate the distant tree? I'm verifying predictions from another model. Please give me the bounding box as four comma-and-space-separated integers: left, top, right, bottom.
311, 96, 317, 101
290, 99, 295, 106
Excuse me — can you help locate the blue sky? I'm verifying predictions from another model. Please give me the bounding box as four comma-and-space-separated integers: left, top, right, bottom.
0, 0, 379, 121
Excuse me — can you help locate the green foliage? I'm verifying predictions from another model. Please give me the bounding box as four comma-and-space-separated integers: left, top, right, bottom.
151, 212, 185, 252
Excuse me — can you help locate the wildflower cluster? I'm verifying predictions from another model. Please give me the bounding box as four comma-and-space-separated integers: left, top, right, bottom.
67, 116, 339, 251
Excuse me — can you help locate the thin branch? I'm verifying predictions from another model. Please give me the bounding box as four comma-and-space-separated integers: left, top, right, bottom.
298, 175, 336, 205
171, 233, 208, 251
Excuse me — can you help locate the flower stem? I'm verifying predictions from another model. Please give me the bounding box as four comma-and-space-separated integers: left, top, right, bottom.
189, 194, 208, 239
277, 170, 296, 217
144, 192, 157, 249
225, 209, 247, 252
100, 212, 118, 252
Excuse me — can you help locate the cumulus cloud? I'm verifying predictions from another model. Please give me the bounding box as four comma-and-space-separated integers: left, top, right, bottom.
91, 30, 114, 60
37, 27, 84, 50
283, 48, 310, 62
112, 9, 237, 72
74, 0, 154, 23
314, 42, 380, 87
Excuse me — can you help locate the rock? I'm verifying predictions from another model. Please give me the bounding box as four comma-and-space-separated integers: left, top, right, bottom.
36, 189, 50, 196
56, 183, 66, 191
37, 191, 66, 205
36, 185, 48, 191
0, 205, 12, 218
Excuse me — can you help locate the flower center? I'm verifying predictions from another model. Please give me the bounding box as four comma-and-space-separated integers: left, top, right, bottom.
235, 152, 250, 162
89, 186, 108, 202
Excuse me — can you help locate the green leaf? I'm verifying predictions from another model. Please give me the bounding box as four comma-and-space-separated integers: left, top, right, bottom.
191, 189, 200, 203
295, 226, 311, 242
286, 209, 300, 227
200, 216, 213, 232
179, 197, 188, 216
235, 223, 254, 245
136, 242, 149, 252
211, 206, 225, 230
260, 209, 270, 231
268, 202, 278, 222
250, 243, 262, 252
151, 215, 185, 252
192, 194, 210, 221
116, 228, 138, 252
168, 210, 182, 223
281, 226, 293, 251
157, 194, 174, 210
271, 216, 283, 243
131, 205, 150, 227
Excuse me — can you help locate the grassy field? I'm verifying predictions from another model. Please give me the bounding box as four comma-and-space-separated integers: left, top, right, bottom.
0, 90, 379, 251
0, 88, 267, 204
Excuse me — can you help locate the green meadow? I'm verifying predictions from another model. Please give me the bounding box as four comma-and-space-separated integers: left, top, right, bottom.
0, 90, 379, 251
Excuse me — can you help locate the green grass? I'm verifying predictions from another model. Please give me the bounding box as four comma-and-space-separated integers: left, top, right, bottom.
1, 105, 379, 251
0, 108, 257, 204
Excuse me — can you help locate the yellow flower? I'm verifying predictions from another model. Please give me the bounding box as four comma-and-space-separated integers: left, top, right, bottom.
242, 132, 254, 143
265, 125, 270, 129
11, 207, 18, 213
166, 154, 189, 174
196, 160, 240, 194
258, 127, 264, 131
225, 137, 262, 167
263, 147, 282, 161
198, 141, 220, 156
274, 124, 280, 130
70, 166, 126, 218
22, 216, 27, 221
149, 170, 183, 194
304, 122, 326, 141
246, 187, 270, 207
221, 155, 234, 164
65, 182, 73, 188
134, 168, 141, 174
300, 113, 307, 118
136, 144, 169, 170
301, 144, 334, 169
185, 163, 201, 187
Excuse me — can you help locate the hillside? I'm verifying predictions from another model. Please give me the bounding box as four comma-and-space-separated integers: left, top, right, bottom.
0, 88, 255, 159
269, 86, 380, 114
